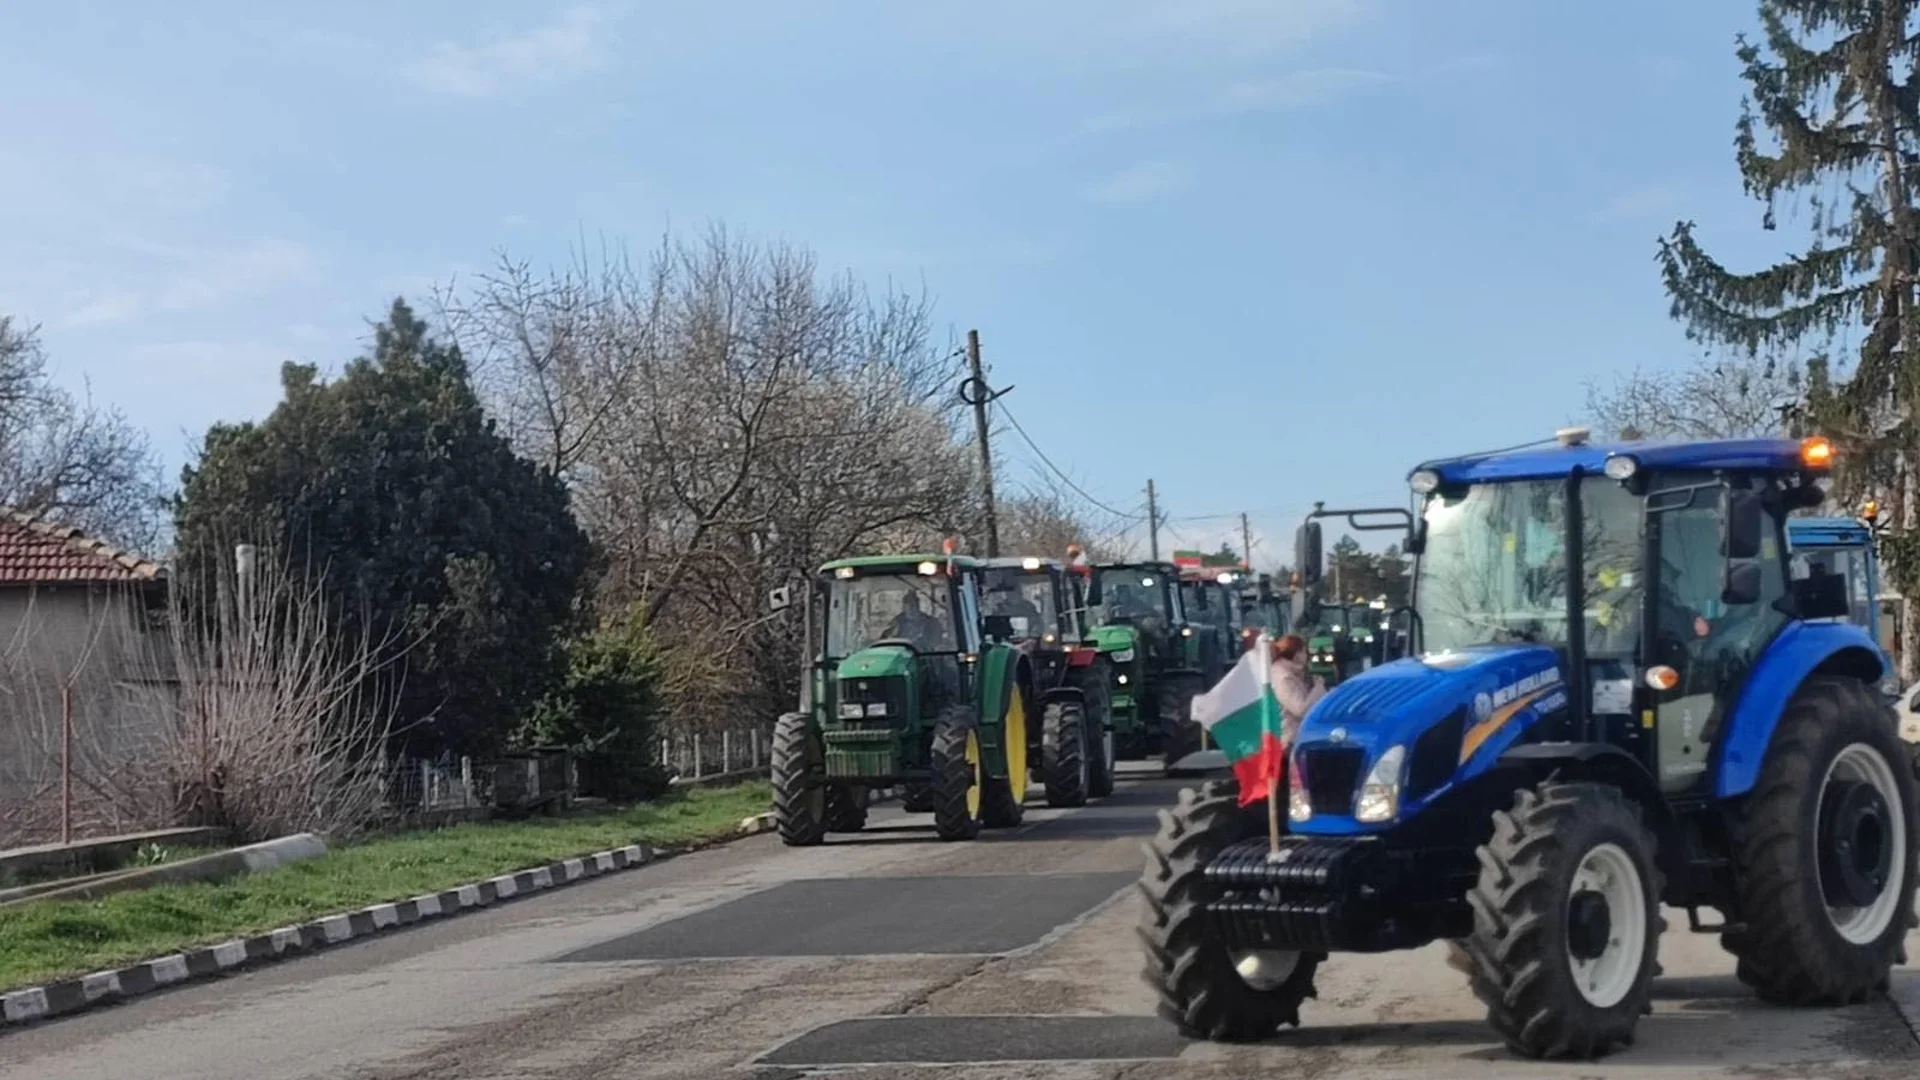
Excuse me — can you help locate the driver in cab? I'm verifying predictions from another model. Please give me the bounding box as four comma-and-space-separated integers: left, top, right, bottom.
883, 590, 945, 648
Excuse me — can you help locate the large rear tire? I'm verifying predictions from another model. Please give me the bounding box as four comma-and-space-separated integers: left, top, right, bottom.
1138, 781, 1322, 1039
930, 707, 984, 842
982, 683, 1031, 829
772, 712, 827, 847
1042, 699, 1090, 808
1465, 782, 1663, 1060
1723, 677, 1918, 1005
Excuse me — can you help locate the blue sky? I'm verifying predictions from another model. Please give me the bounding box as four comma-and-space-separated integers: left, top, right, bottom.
0, 1, 1797, 565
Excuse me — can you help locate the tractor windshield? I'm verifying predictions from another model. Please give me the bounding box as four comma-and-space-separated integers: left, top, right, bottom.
1415, 477, 1642, 656
825, 573, 959, 656
1093, 568, 1174, 630
979, 569, 1057, 639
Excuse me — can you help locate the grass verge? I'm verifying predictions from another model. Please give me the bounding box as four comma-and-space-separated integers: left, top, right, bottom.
0, 781, 770, 993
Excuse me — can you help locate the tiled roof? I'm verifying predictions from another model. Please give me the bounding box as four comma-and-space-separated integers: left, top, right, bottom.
0, 510, 164, 585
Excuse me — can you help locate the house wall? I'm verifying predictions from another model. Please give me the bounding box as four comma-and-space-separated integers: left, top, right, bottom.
0, 583, 178, 845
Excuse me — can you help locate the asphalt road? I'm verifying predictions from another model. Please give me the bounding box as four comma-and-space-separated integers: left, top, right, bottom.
3, 765, 1919, 1080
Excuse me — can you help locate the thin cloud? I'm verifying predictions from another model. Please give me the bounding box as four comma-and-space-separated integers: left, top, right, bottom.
1220, 68, 1393, 111
410, 7, 607, 97
59, 239, 317, 329
1123, 0, 1372, 51
1593, 183, 1684, 224
1085, 161, 1193, 205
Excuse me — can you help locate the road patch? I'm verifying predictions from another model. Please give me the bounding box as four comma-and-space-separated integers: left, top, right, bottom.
554, 872, 1134, 961
758, 1014, 1188, 1066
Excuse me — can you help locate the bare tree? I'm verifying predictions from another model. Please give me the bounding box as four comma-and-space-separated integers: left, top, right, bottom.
0, 317, 166, 549
0, 550, 410, 845
444, 226, 980, 734
1583, 354, 1800, 441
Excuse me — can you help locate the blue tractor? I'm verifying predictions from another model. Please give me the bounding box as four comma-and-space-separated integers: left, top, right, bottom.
1140, 432, 1918, 1059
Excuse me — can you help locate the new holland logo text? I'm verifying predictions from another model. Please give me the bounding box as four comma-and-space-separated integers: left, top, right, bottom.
1474, 668, 1563, 721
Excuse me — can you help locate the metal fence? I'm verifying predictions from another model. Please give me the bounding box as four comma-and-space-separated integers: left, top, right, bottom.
659, 726, 769, 783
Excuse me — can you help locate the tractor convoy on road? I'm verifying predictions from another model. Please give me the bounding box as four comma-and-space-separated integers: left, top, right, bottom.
771, 429, 1920, 1063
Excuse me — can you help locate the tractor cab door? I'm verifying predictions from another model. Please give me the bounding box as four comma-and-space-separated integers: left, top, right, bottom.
1052, 569, 1083, 645
1645, 476, 1790, 794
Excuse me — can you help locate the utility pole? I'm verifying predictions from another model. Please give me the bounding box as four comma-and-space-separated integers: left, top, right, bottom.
962, 329, 1002, 556
1240, 512, 1253, 572
1146, 478, 1161, 561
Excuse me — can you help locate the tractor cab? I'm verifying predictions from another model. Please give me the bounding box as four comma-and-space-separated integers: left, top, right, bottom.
1176, 567, 1241, 679
812, 555, 983, 749
1237, 573, 1291, 652
1086, 561, 1210, 766
1143, 432, 1917, 1061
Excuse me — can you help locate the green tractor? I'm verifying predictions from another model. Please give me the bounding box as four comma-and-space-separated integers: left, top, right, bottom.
1178, 567, 1243, 672
772, 552, 1085, 844
1085, 561, 1220, 769
1236, 573, 1291, 654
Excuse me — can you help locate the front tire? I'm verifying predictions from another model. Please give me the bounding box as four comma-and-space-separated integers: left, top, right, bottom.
1723, 677, 1918, 1005
772, 712, 827, 847
1138, 781, 1322, 1040
929, 707, 984, 842
1083, 670, 1117, 798
1465, 782, 1663, 1060
1159, 676, 1202, 771
1043, 699, 1090, 808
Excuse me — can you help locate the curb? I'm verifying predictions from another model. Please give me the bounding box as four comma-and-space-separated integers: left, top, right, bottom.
1, 811, 781, 1031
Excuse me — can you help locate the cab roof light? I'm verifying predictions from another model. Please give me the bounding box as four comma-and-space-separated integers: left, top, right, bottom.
1603, 454, 1638, 481
916, 561, 939, 576
1801, 436, 1834, 470
1409, 469, 1440, 494
1021, 556, 1042, 570
834, 566, 856, 579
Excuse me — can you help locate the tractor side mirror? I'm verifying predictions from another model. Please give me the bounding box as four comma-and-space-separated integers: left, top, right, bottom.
1723, 561, 1763, 605
1083, 574, 1103, 605
983, 614, 1016, 641
768, 586, 793, 613
1722, 489, 1763, 560
1295, 521, 1323, 586
1406, 518, 1428, 556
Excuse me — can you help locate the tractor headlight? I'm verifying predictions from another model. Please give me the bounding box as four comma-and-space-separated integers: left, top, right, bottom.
1181, 626, 1194, 638
1111, 648, 1135, 664
865, 702, 888, 718
1354, 744, 1407, 823
1116, 673, 1130, 685
1409, 469, 1441, 494
1603, 454, 1639, 481
1288, 755, 1312, 823
837, 702, 864, 720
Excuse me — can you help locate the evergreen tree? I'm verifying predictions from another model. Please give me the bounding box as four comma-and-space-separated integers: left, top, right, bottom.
175, 300, 592, 757
1657, 0, 1920, 677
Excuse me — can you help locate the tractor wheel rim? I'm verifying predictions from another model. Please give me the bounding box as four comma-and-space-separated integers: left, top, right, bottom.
1005, 690, 1029, 803
1821, 742, 1907, 944
1230, 948, 1300, 992
965, 731, 982, 819
1567, 842, 1645, 1009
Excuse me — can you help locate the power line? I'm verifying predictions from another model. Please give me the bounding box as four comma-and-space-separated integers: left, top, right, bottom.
994, 400, 1146, 521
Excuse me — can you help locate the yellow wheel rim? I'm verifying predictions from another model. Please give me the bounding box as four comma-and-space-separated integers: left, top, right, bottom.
1004, 688, 1029, 804
965, 731, 982, 818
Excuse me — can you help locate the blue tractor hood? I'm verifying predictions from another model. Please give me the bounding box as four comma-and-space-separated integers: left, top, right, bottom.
1291, 644, 1569, 835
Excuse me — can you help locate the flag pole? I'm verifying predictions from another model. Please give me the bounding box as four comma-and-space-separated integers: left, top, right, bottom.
1258, 633, 1282, 859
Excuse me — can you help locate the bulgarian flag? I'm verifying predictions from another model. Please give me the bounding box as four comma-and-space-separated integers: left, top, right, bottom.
1190, 632, 1286, 808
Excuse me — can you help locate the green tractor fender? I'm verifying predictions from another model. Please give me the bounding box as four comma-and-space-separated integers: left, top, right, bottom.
972, 644, 1034, 781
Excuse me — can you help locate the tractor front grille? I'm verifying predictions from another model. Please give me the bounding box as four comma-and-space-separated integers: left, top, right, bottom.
836, 675, 910, 727
1299, 746, 1363, 816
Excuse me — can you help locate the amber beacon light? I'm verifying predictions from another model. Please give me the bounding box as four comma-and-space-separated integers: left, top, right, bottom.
1800, 436, 1834, 469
